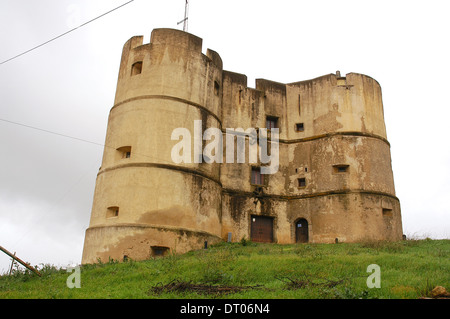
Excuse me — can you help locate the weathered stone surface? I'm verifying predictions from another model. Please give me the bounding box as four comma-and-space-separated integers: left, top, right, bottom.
430, 286, 450, 298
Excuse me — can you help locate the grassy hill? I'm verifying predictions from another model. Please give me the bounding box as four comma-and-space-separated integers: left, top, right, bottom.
0, 239, 449, 299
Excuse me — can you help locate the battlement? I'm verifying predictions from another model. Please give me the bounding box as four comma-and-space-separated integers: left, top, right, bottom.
220, 68, 386, 141
119, 29, 222, 73
114, 29, 224, 114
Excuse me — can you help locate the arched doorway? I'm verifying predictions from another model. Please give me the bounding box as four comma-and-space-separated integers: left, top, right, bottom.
295, 218, 309, 243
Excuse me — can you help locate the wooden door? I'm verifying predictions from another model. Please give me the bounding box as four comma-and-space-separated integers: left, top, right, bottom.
296, 219, 309, 243
251, 215, 273, 243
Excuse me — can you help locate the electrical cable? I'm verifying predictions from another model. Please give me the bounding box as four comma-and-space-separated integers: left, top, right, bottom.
0, 118, 104, 147
0, 0, 135, 66
0, 115, 186, 165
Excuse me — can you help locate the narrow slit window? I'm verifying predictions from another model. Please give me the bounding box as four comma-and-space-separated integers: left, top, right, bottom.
295, 123, 304, 132
251, 167, 264, 185
131, 61, 143, 76
298, 178, 306, 187
214, 81, 220, 96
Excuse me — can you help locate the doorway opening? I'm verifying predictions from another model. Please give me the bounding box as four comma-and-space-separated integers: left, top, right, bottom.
295, 218, 309, 243
250, 215, 274, 243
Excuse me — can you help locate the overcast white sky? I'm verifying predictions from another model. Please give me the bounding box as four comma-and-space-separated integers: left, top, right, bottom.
0, 0, 449, 274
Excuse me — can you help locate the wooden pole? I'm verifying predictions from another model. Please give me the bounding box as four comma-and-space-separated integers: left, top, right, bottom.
8, 251, 16, 275
0, 246, 41, 277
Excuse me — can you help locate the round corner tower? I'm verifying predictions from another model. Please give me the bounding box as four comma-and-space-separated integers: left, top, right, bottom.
281, 72, 403, 244
82, 28, 224, 263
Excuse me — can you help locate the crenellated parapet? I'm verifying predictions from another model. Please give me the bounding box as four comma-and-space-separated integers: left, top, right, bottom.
222, 71, 387, 142
114, 28, 223, 119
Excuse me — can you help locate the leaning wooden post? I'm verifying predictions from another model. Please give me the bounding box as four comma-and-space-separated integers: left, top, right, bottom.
0, 246, 41, 277
8, 251, 16, 275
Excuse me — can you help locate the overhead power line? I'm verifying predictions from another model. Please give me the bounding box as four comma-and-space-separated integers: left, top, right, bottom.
0, 115, 183, 166
0, 0, 135, 66
0, 118, 105, 147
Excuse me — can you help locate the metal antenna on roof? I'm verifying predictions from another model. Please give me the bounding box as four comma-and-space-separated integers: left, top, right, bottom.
177, 0, 189, 32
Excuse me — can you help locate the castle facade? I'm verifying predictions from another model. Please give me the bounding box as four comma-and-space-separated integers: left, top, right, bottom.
82, 29, 402, 263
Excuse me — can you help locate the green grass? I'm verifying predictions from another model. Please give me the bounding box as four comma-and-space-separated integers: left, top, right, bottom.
0, 239, 448, 299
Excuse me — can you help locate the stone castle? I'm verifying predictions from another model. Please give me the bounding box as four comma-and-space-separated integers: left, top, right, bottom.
82, 28, 402, 263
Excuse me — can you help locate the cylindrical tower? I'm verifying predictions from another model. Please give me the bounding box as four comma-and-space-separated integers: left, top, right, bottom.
282, 73, 403, 243
82, 29, 224, 263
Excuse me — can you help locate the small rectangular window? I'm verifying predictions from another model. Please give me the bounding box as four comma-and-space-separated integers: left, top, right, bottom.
298, 178, 306, 187
251, 167, 264, 185
107, 206, 119, 218
295, 123, 304, 132
266, 116, 278, 130
382, 208, 393, 217
117, 146, 132, 160
151, 246, 169, 257
333, 164, 349, 173
131, 61, 143, 76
